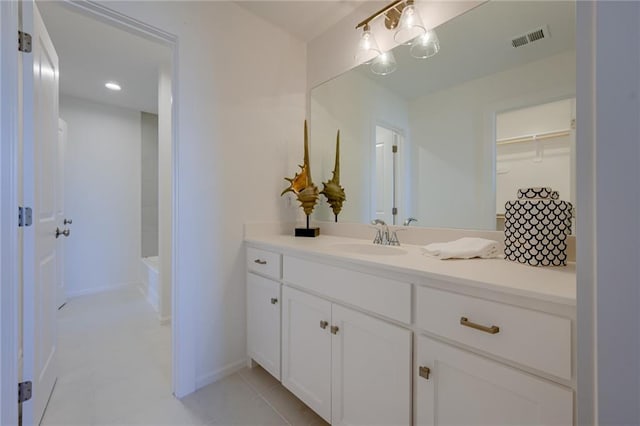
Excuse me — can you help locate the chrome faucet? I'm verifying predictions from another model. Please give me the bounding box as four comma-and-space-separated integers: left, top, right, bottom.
371, 219, 401, 246
403, 217, 417, 226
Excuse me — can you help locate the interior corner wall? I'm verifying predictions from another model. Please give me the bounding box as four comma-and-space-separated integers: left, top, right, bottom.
579, 2, 640, 425
93, 1, 306, 395
157, 65, 171, 322
60, 95, 142, 297
141, 112, 159, 258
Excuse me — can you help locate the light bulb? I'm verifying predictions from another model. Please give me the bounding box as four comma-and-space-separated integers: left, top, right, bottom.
410, 29, 440, 59
355, 25, 382, 64
371, 51, 397, 76
394, 2, 426, 45
105, 82, 122, 91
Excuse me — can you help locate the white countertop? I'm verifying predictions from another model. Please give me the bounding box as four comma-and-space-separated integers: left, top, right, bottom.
245, 234, 576, 306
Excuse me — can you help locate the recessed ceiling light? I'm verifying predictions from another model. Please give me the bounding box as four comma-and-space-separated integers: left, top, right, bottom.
105, 82, 121, 91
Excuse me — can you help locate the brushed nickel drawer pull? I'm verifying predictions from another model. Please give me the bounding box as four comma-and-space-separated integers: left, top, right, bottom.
320, 320, 329, 330
418, 366, 431, 380
460, 317, 500, 334
330, 325, 339, 335
253, 259, 267, 265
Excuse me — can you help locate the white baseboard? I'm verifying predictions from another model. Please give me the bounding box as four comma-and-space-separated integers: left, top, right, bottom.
67, 282, 139, 298
147, 288, 160, 312
195, 358, 248, 390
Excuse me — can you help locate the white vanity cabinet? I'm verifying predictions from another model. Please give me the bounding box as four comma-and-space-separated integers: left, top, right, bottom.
246, 248, 282, 380
282, 285, 412, 425
415, 335, 573, 426
245, 238, 575, 426
415, 285, 574, 426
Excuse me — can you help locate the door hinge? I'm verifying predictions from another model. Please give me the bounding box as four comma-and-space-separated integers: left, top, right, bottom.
18, 31, 32, 53
18, 381, 32, 403
392, 207, 398, 215
392, 145, 398, 153
18, 206, 33, 227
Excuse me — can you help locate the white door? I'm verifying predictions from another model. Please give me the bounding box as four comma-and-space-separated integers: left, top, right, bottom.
56, 119, 67, 309
22, 4, 60, 425
246, 272, 281, 380
374, 125, 401, 225
331, 304, 411, 426
281, 286, 332, 423
416, 335, 573, 426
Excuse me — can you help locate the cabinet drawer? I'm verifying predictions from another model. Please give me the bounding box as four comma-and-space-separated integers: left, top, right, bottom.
416, 286, 571, 380
247, 247, 281, 279
283, 256, 411, 324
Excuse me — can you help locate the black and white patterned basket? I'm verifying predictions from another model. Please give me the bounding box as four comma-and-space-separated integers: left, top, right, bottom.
504, 187, 573, 267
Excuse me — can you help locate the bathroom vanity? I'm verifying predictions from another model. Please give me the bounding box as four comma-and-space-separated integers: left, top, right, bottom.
245, 233, 575, 425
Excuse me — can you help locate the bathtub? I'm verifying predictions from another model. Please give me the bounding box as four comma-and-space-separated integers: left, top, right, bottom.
140, 256, 160, 312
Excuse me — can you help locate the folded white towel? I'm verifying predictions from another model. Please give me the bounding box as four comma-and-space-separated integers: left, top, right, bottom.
422, 237, 500, 260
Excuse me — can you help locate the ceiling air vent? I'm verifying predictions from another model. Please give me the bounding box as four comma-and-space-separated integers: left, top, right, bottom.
511, 25, 550, 48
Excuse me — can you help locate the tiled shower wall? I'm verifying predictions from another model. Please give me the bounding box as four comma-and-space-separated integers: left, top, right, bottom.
141, 112, 159, 257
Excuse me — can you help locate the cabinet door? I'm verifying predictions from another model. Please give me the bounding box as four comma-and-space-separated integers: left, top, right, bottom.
331, 304, 411, 426
416, 335, 573, 426
247, 273, 281, 379
282, 286, 332, 423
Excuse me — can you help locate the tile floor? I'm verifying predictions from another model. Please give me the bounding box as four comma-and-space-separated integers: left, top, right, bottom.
42, 286, 328, 426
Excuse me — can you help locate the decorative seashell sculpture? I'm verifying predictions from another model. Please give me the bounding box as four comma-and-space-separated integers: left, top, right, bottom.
281, 121, 320, 235
321, 130, 346, 222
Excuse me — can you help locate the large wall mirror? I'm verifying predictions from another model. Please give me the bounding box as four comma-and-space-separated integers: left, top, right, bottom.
310, 0, 576, 231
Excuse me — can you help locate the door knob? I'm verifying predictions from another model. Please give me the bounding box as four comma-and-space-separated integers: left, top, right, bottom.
55, 227, 70, 238
330, 325, 339, 335
63, 218, 73, 225
270, 298, 278, 305
320, 320, 329, 330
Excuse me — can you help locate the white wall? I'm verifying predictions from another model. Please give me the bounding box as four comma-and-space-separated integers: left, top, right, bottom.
60, 96, 142, 296
94, 1, 307, 395
157, 65, 171, 322
141, 112, 158, 258
576, 2, 640, 425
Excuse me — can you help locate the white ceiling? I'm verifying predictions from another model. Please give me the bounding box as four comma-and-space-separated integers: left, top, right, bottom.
37, 1, 171, 114
235, 0, 365, 42
355, 1, 576, 100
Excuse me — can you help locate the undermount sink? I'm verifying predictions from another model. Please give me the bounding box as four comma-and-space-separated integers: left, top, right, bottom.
330, 243, 408, 256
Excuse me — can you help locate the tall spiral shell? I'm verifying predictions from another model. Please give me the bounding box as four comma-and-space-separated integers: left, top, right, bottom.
321, 130, 346, 218
281, 120, 319, 216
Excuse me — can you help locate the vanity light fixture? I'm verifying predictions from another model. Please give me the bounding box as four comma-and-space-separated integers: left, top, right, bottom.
355, 0, 438, 75
105, 81, 121, 91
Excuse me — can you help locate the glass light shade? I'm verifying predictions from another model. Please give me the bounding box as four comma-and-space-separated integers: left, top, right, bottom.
409, 29, 440, 59
394, 4, 426, 44
370, 51, 397, 76
355, 28, 382, 64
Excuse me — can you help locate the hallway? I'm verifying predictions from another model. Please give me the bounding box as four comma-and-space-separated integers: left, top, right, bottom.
42, 287, 327, 425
